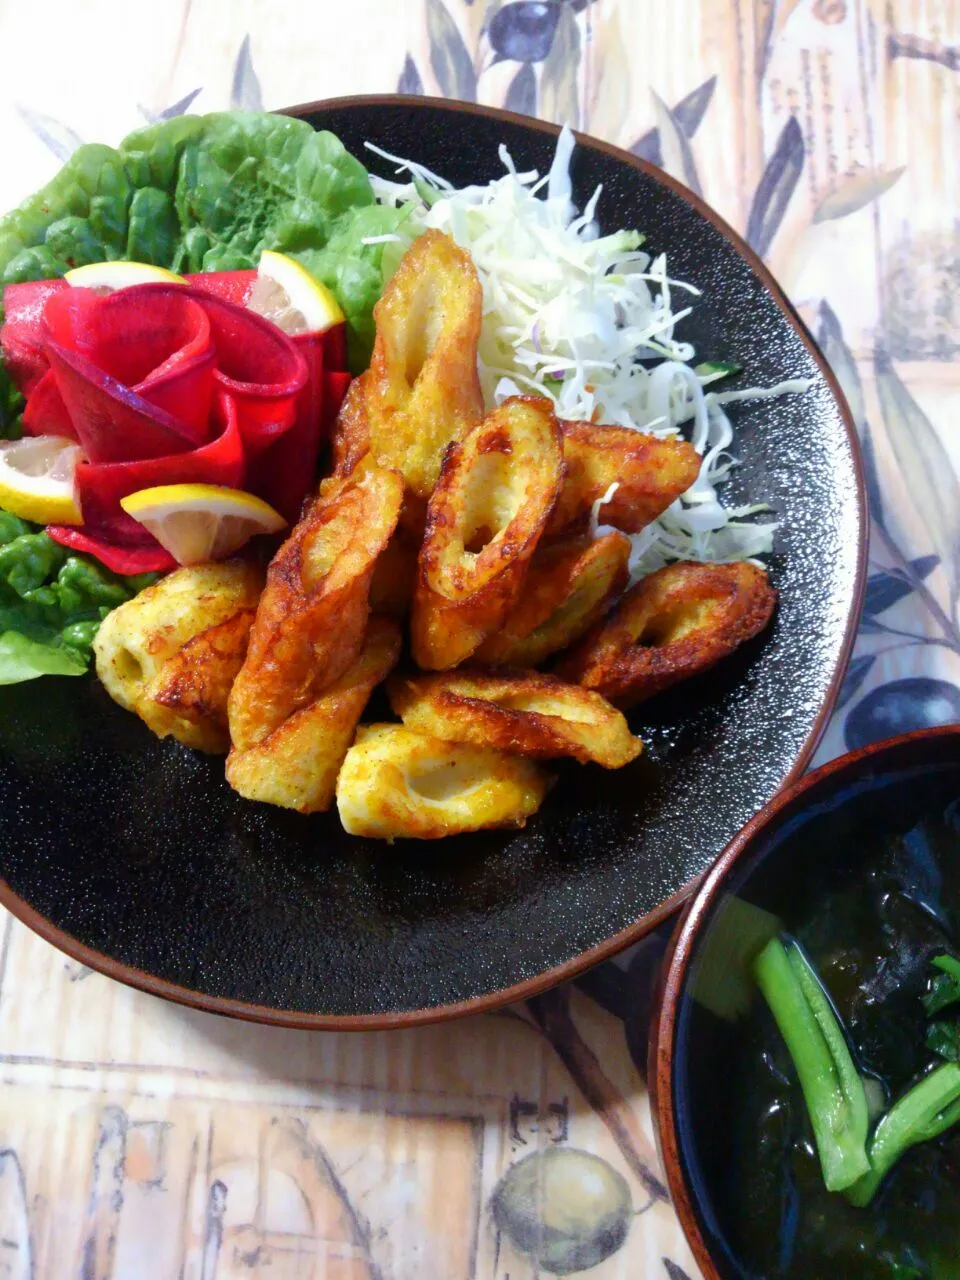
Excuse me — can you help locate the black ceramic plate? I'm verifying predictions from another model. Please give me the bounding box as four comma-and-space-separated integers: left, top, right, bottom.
0, 98, 865, 1028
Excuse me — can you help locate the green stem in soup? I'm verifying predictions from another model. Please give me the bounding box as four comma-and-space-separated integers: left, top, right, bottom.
846, 1064, 960, 1208
754, 936, 871, 1192
922, 954, 960, 1016
926, 1020, 960, 1063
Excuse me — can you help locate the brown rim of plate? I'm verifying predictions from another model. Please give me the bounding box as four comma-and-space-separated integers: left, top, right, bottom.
650, 724, 960, 1279
0, 95, 868, 1033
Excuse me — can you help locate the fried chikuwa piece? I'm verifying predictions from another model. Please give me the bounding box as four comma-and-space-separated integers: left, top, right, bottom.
364, 229, 484, 500
94, 560, 264, 753
227, 465, 403, 752
225, 617, 401, 813
411, 396, 564, 670
555, 560, 777, 708
474, 531, 630, 667
336, 723, 551, 841
329, 372, 372, 480
389, 668, 642, 769
548, 420, 701, 535
142, 609, 258, 752
369, 524, 421, 619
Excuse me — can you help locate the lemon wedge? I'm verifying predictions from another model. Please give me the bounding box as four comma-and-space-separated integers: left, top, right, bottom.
65, 261, 187, 290
247, 249, 344, 335
120, 484, 287, 565
0, 435, 83, 524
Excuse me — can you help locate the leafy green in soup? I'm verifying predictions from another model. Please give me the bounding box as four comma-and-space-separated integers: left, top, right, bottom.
679, 772, 960, 1279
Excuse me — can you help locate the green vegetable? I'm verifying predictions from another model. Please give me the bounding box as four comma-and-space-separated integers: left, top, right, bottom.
0, 307, 24, 440
926, 1021, 960, 1062
695, 360, 743, 385
0, 631, 87, 683
297, 201, 417, 368
0, 516, 154, 681
412, 175, 444, 208
691, 895, 781, 1022
754, 936, 871, 1191
0, 111, 415, 370
922, 954, 960, 1015
846, 1064, 960, 1207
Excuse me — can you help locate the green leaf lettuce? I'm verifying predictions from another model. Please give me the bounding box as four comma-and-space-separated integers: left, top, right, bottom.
0, 512, 155, 683
0, 111, 415, 370
0, 631, 87, 683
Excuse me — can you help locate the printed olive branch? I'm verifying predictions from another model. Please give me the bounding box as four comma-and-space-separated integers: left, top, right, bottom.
888, 33, 960, 72
873, 523, 960, 650
862, 616, 954, 647
525, 987, 670, 1204
817, 303, 960, 655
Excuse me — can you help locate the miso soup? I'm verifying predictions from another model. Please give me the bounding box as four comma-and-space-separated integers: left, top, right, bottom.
674, 762, 960, 1279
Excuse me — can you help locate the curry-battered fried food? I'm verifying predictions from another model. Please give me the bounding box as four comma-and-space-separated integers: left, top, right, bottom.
140, 610, 257, 752
411, 397, 564, 670
474, 531, 630, 667
369, 525, 420, 619
336, 723, 551, 841
389, 668, 642, 769
555, 560, 777, 708
548, 420, 701, 535
225, 617, 401, 813
94, 560, 264, 752
228, 465, 403, 752
364, 229, 483, 500
329, 372, 371, 479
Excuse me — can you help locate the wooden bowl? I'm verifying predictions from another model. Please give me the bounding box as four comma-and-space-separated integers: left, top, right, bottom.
651, 724, 960, 1278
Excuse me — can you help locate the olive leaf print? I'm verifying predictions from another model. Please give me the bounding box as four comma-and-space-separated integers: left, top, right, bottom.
663, 1260, 695, 1280
505, 63, 538, 117
15, 107, 83, 162
527, 988, 669, 1203
835, 654, 876, 712
138, 87, 203, 124
875, 347, 960, 609
397, 53, 425, 95
813, 166, 906, 223
231, 35, 264, 112
863, 556, 940, 621
816, 300, 886, 526
538, 2, 581, 128
650, 91, 702, 196
630, 77, 717, 165
426, 0, 478, 100
745, 114, 805, 257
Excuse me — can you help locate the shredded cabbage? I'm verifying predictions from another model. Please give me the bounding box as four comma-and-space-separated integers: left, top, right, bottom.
364, 130, 813, 578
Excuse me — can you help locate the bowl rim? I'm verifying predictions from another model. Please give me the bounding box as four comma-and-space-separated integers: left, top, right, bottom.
0, 94, 868, 1032
651, 722, 960, 1279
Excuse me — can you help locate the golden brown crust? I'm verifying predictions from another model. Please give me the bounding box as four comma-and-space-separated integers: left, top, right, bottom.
329, 372, 372, 479
554, 560, 777, 708
93, 560, 265, 752
336, 723, 551, 840
140, 609, 257, 753
388, 667, 642, 769
365, 229, 484, 500
228, 466, 404, 751
411, 397, 565, 669
369, 524, 421, 619
474, 531, 631, 667
548, 420, 701, 535
225, 617, 401, 813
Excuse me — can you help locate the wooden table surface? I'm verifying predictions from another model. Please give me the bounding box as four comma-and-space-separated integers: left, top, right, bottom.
0, 1, 957, 1276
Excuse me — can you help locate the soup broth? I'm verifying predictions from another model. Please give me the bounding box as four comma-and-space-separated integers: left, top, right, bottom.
675, 763, 960, 1279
